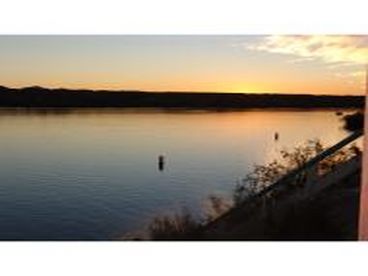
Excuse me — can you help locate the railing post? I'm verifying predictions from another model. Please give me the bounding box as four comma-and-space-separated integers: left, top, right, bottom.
305, 164, 319, 190
261, 194, 268, 218
358, 64, 368, 240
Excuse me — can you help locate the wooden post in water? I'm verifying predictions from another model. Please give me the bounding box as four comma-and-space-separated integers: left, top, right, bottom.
359, 64, 368, 240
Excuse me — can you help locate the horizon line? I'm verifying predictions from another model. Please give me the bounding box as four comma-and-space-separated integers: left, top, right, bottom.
0, 84, 363, 97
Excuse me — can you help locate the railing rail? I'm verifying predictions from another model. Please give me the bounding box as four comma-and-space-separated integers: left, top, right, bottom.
253, 129, 363, 200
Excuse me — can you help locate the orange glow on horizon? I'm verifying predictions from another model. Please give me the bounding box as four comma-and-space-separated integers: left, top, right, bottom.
0, 36, 365, 96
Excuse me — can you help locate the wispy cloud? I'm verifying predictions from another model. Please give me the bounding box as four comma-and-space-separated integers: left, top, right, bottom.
244, 35, 367, 92
247, 35, 368, 66
334, 70, 366, 87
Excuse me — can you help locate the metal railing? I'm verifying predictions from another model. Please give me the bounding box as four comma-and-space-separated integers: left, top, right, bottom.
205, 129, 364, 231
256, 129, 363, 199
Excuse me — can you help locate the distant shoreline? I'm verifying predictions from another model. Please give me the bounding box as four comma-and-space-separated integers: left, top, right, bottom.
0, 86, 364, 109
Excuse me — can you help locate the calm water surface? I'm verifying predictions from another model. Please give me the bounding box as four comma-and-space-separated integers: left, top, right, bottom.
0, 108, 353, 239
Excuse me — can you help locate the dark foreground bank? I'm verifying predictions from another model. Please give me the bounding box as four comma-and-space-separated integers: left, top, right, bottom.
0, 86, 364, 108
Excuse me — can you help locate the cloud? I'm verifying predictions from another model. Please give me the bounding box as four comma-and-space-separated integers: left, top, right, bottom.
247, 35, 368, 66
334, 70, 366, 87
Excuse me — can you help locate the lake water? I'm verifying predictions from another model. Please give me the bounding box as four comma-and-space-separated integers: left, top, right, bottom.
0, 108, 354, 240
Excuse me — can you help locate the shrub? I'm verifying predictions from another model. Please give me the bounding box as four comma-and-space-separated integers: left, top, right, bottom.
148, 208, 200, 240
342, 111, 364, 132
148, 195, 234, 240
233, 139, 360, 205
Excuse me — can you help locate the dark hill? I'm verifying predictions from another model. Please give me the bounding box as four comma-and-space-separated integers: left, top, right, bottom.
0, 86, 364, 109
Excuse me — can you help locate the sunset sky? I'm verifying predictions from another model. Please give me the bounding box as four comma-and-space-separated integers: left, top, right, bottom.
0, 35, 366, 95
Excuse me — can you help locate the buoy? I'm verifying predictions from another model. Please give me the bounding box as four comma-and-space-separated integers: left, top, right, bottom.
158, 155, 165, 171
274, 132, 279, 141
